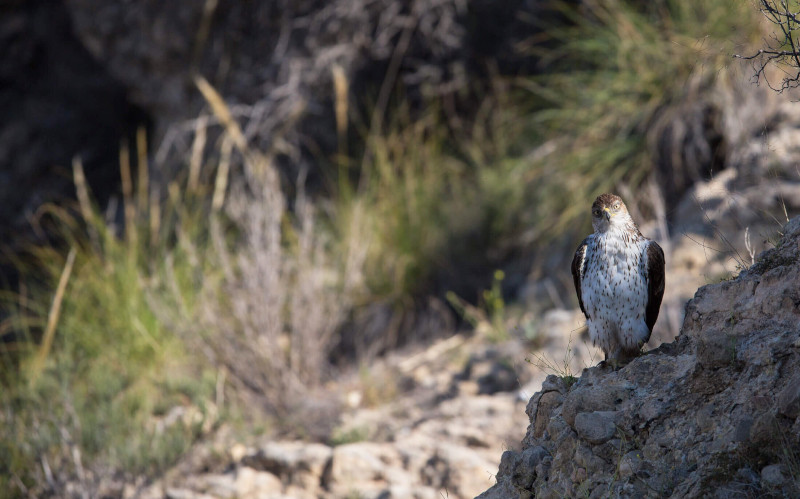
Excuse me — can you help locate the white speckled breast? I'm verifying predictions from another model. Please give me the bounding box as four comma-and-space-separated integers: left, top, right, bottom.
581, 226, 650, 352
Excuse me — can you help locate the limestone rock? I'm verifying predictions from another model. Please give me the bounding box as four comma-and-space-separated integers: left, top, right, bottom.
777, 375, 800, 419
531, 391, 564, 438
201, 467, 283, 499
242, 441, 332, 491
480, 216, 800, 498
574, 411, 617, 445
761, 463, 789, 489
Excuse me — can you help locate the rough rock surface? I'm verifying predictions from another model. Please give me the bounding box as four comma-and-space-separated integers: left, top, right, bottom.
479, 216, 800, 498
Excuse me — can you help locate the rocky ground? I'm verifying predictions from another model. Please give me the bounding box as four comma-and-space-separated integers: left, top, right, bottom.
479, 216, 800, 498
127, 333, 531, 499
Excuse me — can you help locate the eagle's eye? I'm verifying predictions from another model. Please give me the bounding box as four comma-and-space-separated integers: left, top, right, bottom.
592, 209, 601, 217
613, 202, 621, 210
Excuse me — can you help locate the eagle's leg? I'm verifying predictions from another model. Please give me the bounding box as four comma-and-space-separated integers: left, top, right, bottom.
605, 345, 625, 369
620, 318, 651, 354
603, 338, 643, 369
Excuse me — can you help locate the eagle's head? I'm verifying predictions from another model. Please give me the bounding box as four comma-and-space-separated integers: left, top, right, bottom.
591, 193, 632, 233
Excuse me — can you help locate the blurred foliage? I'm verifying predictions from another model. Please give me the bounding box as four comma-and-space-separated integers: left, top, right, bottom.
348, 95, 533, 302
516, 0, 762, 237
0, 0, 765, 494
0, 79, 367, 495
0, 158, 219, 494
345, 0, 762, 310
447, 269, 510, 343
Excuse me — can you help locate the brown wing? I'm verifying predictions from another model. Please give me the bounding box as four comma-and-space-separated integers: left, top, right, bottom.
645, 240, 665, 332
571, 239, 590, 320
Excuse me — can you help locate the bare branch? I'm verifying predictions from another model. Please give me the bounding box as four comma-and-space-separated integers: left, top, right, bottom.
738, 0, 800, 92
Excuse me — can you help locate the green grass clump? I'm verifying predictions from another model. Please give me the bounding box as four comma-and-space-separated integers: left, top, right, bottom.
0, 107, 362, 494
517, 0, 762, 233
0, 150, 220, 495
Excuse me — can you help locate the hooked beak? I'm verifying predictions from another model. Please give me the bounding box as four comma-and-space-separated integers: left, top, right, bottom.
603, 207, 612, 221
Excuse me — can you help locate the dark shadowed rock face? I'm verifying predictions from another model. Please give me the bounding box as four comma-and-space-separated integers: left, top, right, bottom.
62, 0, 547, 190
479, 217, 800, 498
0, 0, 148, 258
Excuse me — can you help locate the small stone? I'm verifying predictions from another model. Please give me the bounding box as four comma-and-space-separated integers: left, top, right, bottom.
641, 441, 664, 461
732, 417, 753, 442
534, 456, 552, 484
533, 391, 564, 438
696, 329, 737, 369
498, 450, 519, 478
513, 446, 549, 488
571, 466, 587, 483
229, 443, 248, 462
618, 451, 642, 479
736, 467, 759, 485
330, 442, 394, 486
695, 404, 715, 432
506, 447, 549, 489
235, 467, 283, 497
545, 417, 570, 443
777, 376, 800, 419
563, 385, 626, 427
638, 398, 667, 424
243, 440, 332, 490
749, 413, 780, 444
761, 464, 788, 487
541, 374, 567, 393
519, 446, 549, 470
574, 411, 617, 445
200, 474, 237, 497
574, 443, 605, 470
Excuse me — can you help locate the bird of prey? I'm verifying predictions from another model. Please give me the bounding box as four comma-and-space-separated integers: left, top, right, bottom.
571, 193, 665, 364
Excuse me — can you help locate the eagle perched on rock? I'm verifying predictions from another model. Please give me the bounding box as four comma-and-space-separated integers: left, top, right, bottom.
571, 194, 665, 364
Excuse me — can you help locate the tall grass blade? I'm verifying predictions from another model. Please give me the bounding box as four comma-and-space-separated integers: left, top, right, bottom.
30, 247, 76, 382
119, 141, 136, 246
136, 126, 149, 214
72, 157, 99, 249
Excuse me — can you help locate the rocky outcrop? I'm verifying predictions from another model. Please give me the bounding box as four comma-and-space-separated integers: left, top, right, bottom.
479, 217, 800, 498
